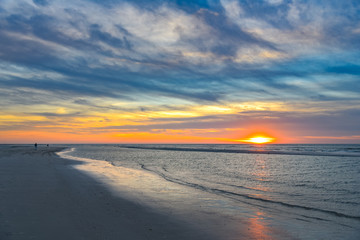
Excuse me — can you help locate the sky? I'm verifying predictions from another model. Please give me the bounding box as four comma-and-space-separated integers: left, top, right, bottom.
0, 0, 360, 144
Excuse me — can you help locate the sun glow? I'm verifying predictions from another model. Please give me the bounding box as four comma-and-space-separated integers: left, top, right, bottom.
240, 134, 275, 144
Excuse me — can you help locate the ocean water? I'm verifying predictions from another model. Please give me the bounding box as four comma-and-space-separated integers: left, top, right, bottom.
61, 144, 360, 239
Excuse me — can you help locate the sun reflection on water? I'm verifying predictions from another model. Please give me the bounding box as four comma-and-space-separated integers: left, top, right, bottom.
247, 211, 272, 240
251, 154, 271, 192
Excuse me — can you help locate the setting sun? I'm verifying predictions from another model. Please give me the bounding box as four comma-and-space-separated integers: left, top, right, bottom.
240, 134, 275, 144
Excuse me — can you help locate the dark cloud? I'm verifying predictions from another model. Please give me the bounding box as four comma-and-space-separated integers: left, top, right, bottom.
0, 75, 120, 99
33, 0, 49, 6
189, 8, 280, 58
31, 112, 83, 117
89, 24, 132, 50
0, 31, 56, 66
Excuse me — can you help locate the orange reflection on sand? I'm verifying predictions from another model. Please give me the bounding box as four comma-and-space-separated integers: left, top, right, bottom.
247, 211, 272, 240
245, 156, 277, 239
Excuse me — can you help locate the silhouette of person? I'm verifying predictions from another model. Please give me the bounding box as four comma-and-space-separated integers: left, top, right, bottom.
34, 143, 37, 150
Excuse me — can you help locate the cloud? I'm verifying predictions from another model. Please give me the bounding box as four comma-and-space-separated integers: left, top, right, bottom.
32, 0, 48, 6
1, 0, 360, 142
265, 0, 283, 5
304, 135, 360, 140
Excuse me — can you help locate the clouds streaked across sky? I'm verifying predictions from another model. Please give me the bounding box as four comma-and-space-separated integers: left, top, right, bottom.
1, 0, 360, 143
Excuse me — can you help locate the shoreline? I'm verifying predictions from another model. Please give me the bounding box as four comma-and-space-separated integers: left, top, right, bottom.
0, 146, 220, 240
2, 145, 358, 239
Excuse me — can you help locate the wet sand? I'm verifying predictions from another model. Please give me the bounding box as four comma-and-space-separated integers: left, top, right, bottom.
0, 146, 220, 240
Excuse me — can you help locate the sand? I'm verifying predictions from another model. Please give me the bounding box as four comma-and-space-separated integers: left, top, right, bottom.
0, 146, 221, 240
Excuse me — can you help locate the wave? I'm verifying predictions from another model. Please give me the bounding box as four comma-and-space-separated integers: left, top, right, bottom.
58, 146, 360, 221
123, 146, 360, 157
140, 164, 360, 221
56, 147, 106, 163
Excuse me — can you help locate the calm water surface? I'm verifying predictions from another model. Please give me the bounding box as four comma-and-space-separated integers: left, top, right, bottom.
62, 144, 360, 239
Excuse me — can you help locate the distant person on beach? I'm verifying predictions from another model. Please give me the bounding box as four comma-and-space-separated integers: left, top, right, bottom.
34, 143, 37, 150
47, 144, 49, 147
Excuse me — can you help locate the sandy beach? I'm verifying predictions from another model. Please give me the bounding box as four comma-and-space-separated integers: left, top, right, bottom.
0, 146, 222, 240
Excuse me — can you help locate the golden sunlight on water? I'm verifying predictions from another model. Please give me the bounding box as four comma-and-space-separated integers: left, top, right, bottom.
252, 155, 271, 192
246, 210, 293, 239
247, 211, 272, 239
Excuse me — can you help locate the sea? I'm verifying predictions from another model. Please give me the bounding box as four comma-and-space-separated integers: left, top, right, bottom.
59, 144, 360, 239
